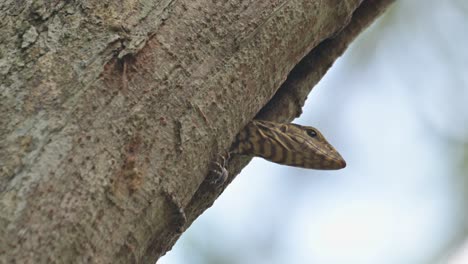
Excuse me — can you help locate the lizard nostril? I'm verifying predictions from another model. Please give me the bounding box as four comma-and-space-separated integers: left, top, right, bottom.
339, 159, 346, 168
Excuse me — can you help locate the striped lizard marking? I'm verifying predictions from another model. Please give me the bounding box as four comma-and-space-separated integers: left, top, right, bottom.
231, 120, 346, 170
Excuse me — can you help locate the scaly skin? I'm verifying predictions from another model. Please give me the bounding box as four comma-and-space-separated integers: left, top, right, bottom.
231, 120, 346, 170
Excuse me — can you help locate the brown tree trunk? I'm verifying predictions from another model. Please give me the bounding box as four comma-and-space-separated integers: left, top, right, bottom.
0, 0, 394, 263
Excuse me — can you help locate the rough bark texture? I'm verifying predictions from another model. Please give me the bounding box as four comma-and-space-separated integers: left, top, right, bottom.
0, 0, 394, 263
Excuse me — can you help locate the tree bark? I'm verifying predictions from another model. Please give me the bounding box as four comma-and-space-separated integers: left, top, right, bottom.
0, 0, 394, 263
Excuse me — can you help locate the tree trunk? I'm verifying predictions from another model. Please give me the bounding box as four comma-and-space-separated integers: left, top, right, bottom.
0, 0, 394, 263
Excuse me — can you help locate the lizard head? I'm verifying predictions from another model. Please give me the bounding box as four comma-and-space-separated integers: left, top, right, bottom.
284, 123, 346, 170
234, 120, 346, 170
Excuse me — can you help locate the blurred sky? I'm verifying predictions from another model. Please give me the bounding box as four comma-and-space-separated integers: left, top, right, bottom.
159, 1, 468, 263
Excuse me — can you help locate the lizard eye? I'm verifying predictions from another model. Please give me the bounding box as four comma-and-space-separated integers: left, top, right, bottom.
306, 129, 317, 138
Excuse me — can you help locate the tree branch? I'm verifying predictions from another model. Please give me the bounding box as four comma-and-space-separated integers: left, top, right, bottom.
0, 0, 394, 263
